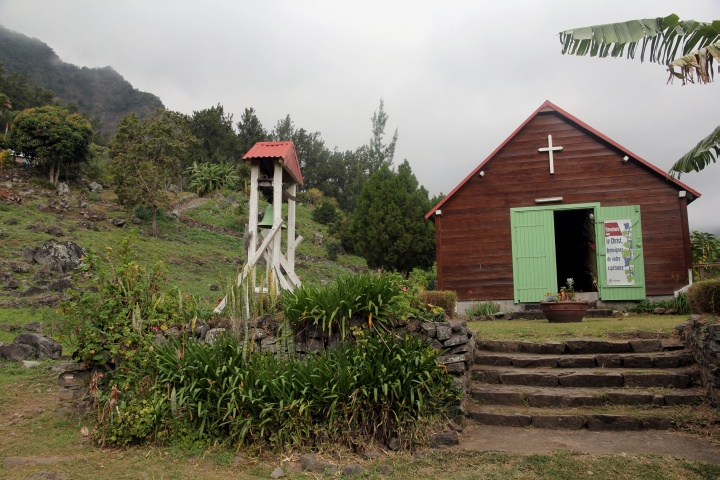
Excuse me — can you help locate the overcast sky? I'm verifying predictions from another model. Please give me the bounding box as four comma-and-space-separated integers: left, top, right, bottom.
1, 0, 718, 232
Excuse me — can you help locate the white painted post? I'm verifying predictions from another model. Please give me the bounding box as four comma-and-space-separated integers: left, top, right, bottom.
286, 182, 297, 276
272, 162, 283, 279
246, 162, 259, 284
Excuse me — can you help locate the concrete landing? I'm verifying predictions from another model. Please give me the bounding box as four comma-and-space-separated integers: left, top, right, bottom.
457, 424, 720, 464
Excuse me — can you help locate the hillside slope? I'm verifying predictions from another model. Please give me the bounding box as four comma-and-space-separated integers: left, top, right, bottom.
0, 168, 366, 312
0, 24, 164, 140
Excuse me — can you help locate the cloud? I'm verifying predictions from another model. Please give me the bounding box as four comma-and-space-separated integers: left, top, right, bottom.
1, 0, 718, 232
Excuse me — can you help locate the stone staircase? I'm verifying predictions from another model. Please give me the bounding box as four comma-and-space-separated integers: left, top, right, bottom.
465, 337, 708, 431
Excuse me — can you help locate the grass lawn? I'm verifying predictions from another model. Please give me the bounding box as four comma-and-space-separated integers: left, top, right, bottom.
467, 315, 687, 343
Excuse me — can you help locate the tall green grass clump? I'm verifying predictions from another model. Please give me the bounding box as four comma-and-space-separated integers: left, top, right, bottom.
465, 300, 501, 318
152, 331, 457, 450
282, 272, 404, 337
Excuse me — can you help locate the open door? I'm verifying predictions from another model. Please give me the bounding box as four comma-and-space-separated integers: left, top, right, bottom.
511, 209, 557, 302
595, 205, 646, 300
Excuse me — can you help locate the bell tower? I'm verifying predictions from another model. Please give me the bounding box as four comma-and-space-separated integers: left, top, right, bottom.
214, 142, 303, 313
243, 141, 303, 292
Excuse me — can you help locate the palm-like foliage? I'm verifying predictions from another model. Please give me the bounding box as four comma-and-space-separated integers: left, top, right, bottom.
0, 93, 11, 110
559, 14, 720, 175
671, 126, 720, 176
559, 14, 720, 85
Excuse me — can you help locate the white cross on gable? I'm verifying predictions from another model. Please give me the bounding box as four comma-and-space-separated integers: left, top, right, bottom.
538, 134, 563, 174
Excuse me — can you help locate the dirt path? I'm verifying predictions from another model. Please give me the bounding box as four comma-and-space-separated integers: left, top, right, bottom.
172, 195, 210, 215
457, 424, 720, 464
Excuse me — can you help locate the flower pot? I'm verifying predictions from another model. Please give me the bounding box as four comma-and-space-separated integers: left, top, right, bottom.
540, 301, 588, 323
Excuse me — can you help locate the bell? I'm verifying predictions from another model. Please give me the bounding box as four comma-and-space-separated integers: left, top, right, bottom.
258, 205, 275, 229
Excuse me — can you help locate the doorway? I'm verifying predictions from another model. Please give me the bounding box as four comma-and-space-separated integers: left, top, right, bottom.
553, 209, 596, 292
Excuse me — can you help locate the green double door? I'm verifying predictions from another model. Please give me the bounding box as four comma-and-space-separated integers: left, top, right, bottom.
511, 204, 645, 303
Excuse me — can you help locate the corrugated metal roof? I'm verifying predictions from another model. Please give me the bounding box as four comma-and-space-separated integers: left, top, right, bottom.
425, 100, 701, 220
243, 141, 304, 187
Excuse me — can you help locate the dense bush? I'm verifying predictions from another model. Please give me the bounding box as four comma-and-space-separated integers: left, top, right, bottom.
687, 280, 720, 315
149, 332, 457, 449
133, 204, 172, 223
61, 236, 207, 369
325, 239, 344, 261
420, 291, 457, 318
311, 200, 339, 225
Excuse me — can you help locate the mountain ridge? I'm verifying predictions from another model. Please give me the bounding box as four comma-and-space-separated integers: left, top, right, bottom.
0, 23, 164, 140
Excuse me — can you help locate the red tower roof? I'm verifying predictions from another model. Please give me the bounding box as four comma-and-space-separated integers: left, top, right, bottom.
243, 141, 304, 187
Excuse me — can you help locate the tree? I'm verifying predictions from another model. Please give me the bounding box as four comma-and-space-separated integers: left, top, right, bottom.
559, 14, 720, 175
189, 104, 241, 166
237, 107, 269, 155
0, 93, 11, 144
109, 110, 197, 237
366, 98, 398, 170
0, 63, 55, 113
350, 160, 435, 274
8, 105, 93, 185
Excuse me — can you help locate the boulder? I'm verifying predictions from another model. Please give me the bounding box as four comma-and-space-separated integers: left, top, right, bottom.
299, 454, 337, 475
430, 430, 460, 448
16, 333, 62, 359
56, 183, 70, 196
29, 240, 85, 273
0, 342, 35, 361
204, 328, 227, 344
88, 181, 103, 193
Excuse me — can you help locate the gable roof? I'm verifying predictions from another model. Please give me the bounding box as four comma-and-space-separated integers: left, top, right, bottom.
425, 100, 700, 219
243, 141, 304, 187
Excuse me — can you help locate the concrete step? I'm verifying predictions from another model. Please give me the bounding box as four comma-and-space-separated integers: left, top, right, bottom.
470, 365, 702, 389
474, 350, 695, 369
465, 404, 682, 431
476, 338, 686, 355
468, 384, 707, 407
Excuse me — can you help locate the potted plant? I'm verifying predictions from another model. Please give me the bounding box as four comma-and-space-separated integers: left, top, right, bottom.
540, 278, 588, 323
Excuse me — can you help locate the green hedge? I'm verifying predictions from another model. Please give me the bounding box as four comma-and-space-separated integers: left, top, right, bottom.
688, 279, 720, 315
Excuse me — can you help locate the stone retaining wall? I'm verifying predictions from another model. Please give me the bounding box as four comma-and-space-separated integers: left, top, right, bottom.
59, 319, 476, 416
683, 315, 720, 404
291, 319, 475, 394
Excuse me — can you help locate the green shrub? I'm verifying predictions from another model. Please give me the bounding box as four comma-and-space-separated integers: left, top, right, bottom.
152, 332, 457, 449
625, 292, 691, 315
409, 264, 438, 291
185, 161, 240, 196
311, 200, 338, 225
60, 236, 197, 369
99, 390, 170, 447
420, 291, 456, 318
687, 280, 720, 314
282, 272, 403, 337
465, 300, 501, 317
133, 204, 171, 223
325, 239, 344, 261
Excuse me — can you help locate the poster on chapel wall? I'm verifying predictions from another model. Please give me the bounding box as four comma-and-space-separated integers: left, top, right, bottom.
604, 219, 635, 286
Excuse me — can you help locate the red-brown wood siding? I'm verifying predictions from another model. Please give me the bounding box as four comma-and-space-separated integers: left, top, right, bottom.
436, 112, 692, 301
